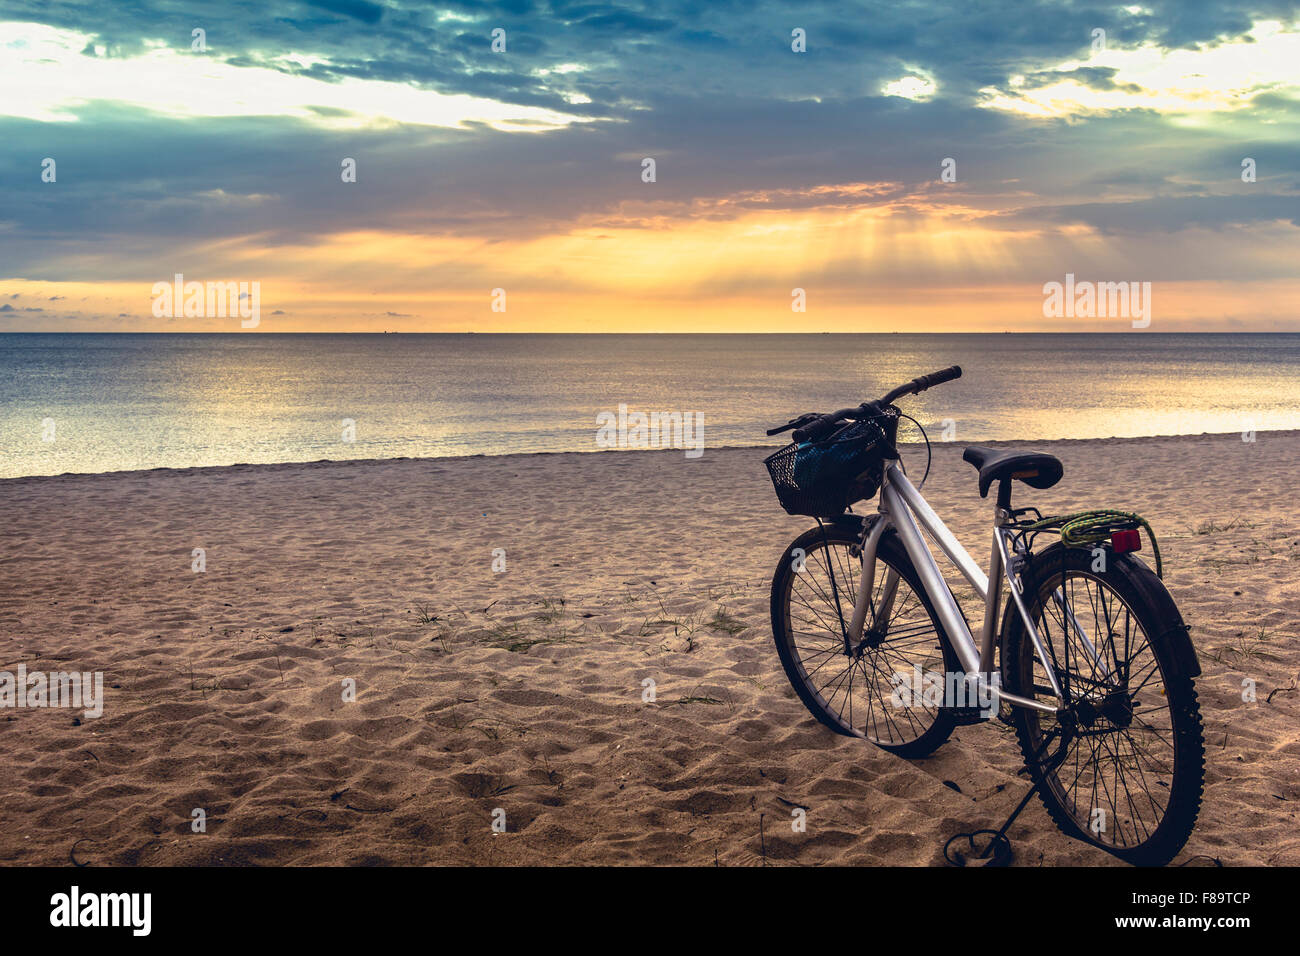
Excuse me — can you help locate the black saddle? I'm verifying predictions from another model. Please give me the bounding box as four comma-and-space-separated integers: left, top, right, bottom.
962, 446, 1063, 498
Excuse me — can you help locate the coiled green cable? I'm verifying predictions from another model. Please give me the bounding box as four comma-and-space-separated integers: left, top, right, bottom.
1019, 509, 1162, 578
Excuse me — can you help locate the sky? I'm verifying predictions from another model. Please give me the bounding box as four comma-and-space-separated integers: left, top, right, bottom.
1, 0, 1298, 332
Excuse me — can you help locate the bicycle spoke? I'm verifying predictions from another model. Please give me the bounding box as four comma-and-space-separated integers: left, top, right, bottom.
780, 536, 948, 746
1025, 568, 1182, 851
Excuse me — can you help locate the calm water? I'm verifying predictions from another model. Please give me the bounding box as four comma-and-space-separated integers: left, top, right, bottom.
1, 333, 1297, 478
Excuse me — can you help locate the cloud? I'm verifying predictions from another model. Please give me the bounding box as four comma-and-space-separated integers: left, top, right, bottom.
0, 22, 590, 129
1004, 195, 1300, 233
1, 1, 1298, 329
579, 11, 674, 33
305, 0, 385, 24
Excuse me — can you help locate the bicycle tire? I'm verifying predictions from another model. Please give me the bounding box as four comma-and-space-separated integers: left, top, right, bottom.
770, 520, 961, 757
999, 542, 1204, 865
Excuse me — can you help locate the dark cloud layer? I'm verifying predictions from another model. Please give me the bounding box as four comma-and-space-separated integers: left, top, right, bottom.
2, 0, 1299, 288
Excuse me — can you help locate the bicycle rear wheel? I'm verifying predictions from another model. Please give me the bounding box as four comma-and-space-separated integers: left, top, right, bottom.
1000, 543, 1204, 865
770, 519, 960, 757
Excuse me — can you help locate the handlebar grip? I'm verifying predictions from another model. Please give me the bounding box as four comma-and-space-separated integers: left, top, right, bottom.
878, 365, 963, 406
792, 416, 841, 443
912, 365, 962, 392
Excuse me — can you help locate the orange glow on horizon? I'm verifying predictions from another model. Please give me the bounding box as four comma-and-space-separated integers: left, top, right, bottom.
6, 191, 1299, 332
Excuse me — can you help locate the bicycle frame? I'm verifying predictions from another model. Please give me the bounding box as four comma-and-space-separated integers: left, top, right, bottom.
844, 460, 1065, 716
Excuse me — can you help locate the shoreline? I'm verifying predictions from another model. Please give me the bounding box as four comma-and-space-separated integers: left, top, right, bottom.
5, 427, 1298, 485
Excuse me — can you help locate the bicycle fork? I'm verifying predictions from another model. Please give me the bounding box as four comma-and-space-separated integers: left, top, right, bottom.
846, 517, 898, 652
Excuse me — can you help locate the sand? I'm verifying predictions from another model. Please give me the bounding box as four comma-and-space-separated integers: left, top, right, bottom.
1, 431, 1297, 866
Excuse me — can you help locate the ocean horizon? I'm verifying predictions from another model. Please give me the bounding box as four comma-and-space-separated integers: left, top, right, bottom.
2, 331, 1298, 479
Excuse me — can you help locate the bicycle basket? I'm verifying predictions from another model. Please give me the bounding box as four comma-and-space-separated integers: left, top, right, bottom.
764, 412, 898, 518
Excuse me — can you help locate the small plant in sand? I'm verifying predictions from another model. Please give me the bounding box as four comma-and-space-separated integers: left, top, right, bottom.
431, 704, 473, 731
459, 772, 515, 799
411, 602, 441, 626
535, 596, 583, 642
453, 595, 589, 653
667, 693, 725, 707
707, 606, 748, 636
499, 634, 568, 653
534, 596, 567, 624
639, 596, 707, 649
1190, 516, 1256, 536
477, 717, 528, 740
707, 577, 758, 601
1208, 627, 1271, 665
187, 665, 219, 695
321, 619, 382, 648
538, 754, 562, 788
663, 683, 735, 712
474, 617, 519, 644
182, 664, 251, 698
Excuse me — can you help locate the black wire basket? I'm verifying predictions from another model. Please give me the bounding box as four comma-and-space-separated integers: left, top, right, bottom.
764, 413, 898, 518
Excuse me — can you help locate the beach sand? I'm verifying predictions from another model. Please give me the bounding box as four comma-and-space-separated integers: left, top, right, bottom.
1, 431, 1297, 866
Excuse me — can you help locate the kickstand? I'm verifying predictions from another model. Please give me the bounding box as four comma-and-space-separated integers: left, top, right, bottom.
943, 726, 1069, 867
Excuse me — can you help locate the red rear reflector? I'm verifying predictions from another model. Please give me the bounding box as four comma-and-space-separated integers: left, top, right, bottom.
1111, 529, 1141, 553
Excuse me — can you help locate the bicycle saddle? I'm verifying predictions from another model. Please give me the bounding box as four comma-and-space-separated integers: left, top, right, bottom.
962, 446, 1064, 498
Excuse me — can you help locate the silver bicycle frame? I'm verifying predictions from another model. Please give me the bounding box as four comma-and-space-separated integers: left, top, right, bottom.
847, 461, 1062, 715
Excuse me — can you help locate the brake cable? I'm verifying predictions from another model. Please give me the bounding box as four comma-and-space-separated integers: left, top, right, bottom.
896, 411, 931, 490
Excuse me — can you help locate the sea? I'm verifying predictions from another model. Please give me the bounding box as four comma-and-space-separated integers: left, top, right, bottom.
1, 332, 1297, 478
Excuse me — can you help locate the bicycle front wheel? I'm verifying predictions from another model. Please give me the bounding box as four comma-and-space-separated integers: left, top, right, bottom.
770, 519, 959, 757
1000, 543, 1204, 865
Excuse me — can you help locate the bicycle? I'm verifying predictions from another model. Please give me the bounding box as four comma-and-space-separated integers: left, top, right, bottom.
763, 366, 1204, 866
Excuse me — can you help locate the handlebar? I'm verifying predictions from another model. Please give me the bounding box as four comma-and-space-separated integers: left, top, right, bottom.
879, 365, 962, 406
765, 366, 962, 441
